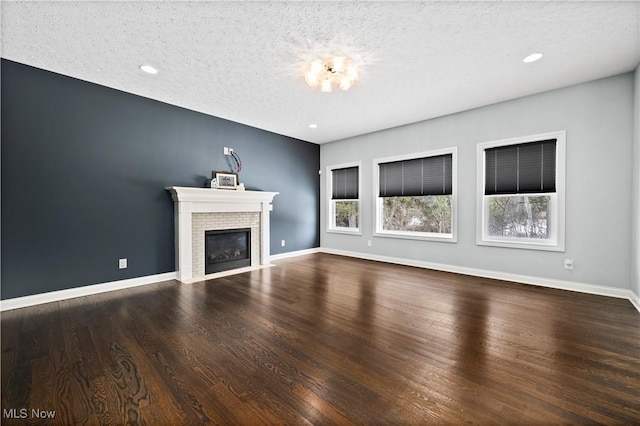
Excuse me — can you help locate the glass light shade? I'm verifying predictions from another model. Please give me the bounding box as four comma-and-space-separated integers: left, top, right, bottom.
346, 64, 358, 80
310, 60, 324, 73
332, 56, 345, 73
321, 78, 333, 92
339, 76, 352, 91
305, 71, 319, 87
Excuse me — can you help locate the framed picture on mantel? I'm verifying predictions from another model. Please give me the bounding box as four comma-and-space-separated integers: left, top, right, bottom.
214, 171, 237, 189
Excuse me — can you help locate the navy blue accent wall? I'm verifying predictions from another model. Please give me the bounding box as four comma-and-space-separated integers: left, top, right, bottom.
1, 59, 320, 300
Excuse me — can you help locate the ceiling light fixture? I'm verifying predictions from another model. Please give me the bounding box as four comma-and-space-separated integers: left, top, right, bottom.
304, 55, 358, 92
139, 64, 158, 74
309, 124, 318, 129
523, 53, 543, 63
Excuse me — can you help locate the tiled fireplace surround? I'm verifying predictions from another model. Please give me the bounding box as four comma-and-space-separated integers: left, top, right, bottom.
166, 187, 278, 283
191, 212, 259, 277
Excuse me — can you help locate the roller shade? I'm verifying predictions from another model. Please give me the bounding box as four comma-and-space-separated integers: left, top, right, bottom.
379, 154, 452, 197
332, 166, 359, 200
485, 139, 556, 195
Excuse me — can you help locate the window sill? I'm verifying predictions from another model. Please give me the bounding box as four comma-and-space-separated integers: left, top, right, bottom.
477, 239, 564, 252
374, 231, 456, 243
327, 229, 362, 236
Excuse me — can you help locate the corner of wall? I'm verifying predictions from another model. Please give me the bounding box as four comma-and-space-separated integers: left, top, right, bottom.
632, 63, 640, 305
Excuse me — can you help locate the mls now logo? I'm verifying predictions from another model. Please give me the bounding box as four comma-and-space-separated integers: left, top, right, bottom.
3, 408, 56, 419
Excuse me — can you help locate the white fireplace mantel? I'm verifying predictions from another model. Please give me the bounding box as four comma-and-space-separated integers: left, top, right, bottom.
166, 186, 278, 282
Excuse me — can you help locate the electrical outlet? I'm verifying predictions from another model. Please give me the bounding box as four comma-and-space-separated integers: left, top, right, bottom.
223, 147, 230, 156
367, 240, 372, 247
119, 258, 128, 269
564, 258, 574, 270
281, 240, 286, 247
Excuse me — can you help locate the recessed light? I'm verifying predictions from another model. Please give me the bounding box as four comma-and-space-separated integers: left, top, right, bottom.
523, 53, 543, 63
309, 124, 318, 129
139, 64, 158, 74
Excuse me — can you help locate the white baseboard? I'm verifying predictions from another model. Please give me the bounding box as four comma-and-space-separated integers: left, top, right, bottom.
0, 247, 322, 311
270, 247, 321, 261
0, 272, 177, 312
320, 248, 639, 311
4, 250, 638, 315
630, 290, 640, 313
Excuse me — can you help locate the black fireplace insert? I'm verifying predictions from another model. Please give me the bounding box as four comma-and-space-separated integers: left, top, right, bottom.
205, 228, 251, 274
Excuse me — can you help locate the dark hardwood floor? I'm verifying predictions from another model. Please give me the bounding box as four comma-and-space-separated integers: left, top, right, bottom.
2, 253, 639, 424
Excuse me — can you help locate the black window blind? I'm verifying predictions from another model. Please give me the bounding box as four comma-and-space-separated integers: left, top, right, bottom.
379, 154, 452, 197
484, 139, 556, 195
331, 166, 359, 200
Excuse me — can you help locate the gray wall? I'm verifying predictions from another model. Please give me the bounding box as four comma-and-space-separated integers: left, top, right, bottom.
321, 73, 635, 291
1, 59, 320, 300
633, 65, 640, 300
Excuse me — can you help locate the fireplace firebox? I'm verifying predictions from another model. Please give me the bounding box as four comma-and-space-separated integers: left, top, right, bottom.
205, 228, 251, 274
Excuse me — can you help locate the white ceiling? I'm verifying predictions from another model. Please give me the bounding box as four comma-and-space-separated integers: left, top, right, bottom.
2, 1, 639, 144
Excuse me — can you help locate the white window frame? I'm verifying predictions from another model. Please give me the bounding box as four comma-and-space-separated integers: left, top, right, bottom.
476, 131, 566, 251
373, 147, 457, 242
327, 161, 362, 235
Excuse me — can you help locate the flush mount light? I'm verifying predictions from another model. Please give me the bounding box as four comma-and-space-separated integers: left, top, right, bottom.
139, 64, 158, 74
523, 53, 543, 63
304, 54, 358, 92
309, 124, 318, 129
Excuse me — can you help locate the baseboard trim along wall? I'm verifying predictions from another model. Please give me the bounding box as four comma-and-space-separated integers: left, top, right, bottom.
630, 290, 640, 313
270, 247, 322, 261
3, 249, 638, 314
0, 272, 177, 312
320, 248, 640, 313
0, 248, 321, 311
0, 248, 322, 311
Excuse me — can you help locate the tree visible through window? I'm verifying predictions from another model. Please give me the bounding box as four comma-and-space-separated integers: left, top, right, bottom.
487, 195, 550, 238
382, 195, 451, 233
335, 200, 359, 228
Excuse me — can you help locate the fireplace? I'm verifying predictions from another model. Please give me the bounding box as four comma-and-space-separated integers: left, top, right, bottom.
205, 228, 251, 274
165, 187, 278, 282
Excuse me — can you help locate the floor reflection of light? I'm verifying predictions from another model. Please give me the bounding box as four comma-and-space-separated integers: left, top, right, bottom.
452, 290, 490, 374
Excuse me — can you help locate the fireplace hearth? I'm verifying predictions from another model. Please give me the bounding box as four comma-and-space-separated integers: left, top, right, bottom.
205, 228, 251, 274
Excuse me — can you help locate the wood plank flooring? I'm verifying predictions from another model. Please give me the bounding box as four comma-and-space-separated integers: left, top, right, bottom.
2, 253, 639, 424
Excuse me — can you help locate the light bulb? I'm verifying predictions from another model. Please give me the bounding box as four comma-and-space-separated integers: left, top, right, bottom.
523, 53, 543, 63
139, 64, 158, 74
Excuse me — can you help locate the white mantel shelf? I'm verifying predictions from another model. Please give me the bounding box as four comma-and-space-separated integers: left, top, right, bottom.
166, 186, 279, 282
167, 186, 279, 205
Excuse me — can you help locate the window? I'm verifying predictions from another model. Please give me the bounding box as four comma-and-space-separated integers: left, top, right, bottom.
477, 131, 566, 251
374, 148, 457, 241
327, 163, 361, 234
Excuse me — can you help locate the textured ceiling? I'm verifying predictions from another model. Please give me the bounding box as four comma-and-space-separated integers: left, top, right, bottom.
2, 1, 639, 144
